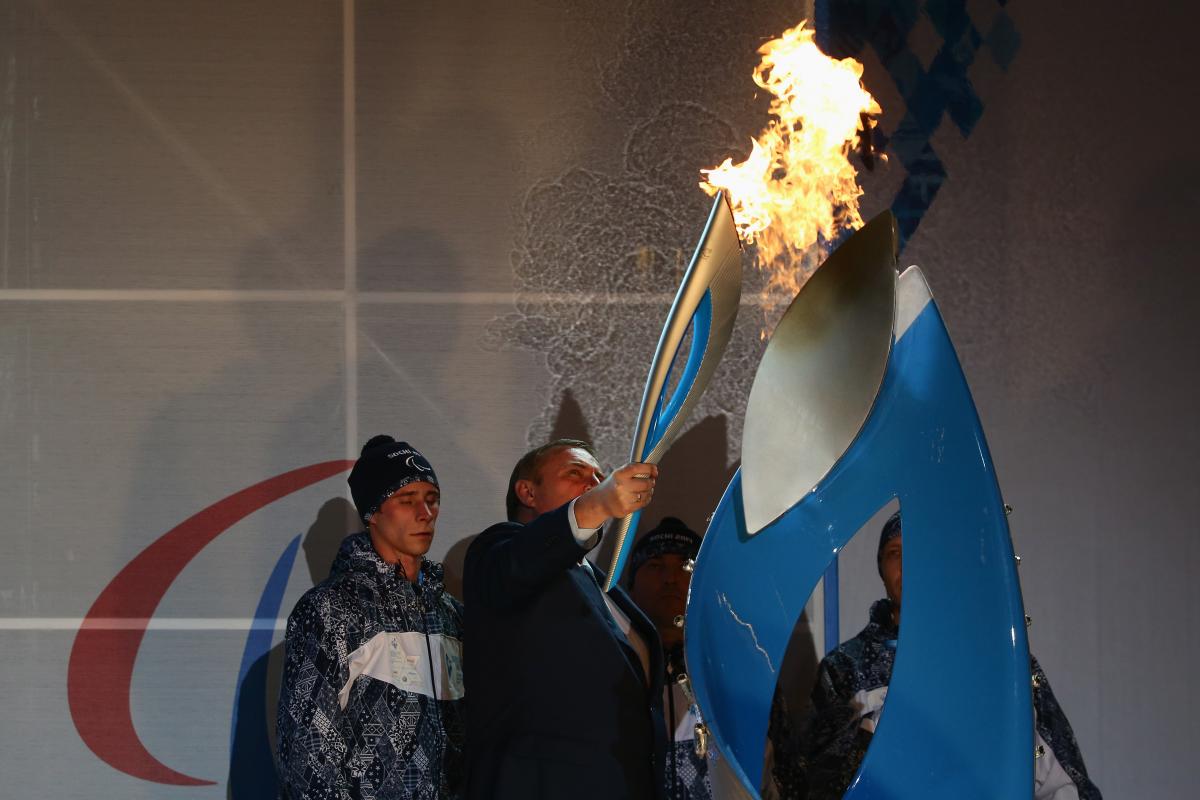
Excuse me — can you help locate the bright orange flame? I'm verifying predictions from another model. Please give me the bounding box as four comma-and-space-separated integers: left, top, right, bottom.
701, 21, 881, 297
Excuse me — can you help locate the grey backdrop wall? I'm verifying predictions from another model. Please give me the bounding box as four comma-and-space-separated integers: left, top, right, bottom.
1, 0, 1194, 796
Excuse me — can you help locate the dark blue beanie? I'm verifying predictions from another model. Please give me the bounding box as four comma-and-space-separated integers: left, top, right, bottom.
347, 435, 439, 523
877, 511, 902, 574
629, 517, 702, 583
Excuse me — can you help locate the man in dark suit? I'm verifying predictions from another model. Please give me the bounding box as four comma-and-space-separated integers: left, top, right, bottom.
463, 438, 667, 800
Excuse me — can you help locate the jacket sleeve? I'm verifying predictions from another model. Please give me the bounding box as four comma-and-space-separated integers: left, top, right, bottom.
275, 590, 354, 800
441, 594, 468, 799
798, 653, 874, 800
1031, 656, 1103, 800
767, 683, 809, 799
464, 504, 593, 609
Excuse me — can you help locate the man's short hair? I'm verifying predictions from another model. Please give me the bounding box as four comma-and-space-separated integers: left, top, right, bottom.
505, 438, 597, 521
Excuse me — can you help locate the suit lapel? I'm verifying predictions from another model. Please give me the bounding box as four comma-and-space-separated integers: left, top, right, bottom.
573, 563, 653, 689
609, 583, 664, 695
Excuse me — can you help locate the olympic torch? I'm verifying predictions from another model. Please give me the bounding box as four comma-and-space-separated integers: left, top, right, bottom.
603, 191, 743, 590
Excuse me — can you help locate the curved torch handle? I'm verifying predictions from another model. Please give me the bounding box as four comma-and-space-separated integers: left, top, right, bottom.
603, 192, 743, 590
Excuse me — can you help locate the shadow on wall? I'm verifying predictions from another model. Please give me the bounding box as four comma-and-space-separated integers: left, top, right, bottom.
441, 387, 598, 598
227, 497, 357, 800
442, 534, 475, 602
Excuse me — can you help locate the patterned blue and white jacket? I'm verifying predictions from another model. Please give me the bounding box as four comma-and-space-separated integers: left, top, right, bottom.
770, 599, 1101, 800
276, 532, 465, 800
664, 645, 711, 800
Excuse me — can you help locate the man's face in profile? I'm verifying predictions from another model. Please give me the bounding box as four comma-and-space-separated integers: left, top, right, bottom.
630, 554, 691, 633
879, 534, 902, 609
524, 446, 604, 516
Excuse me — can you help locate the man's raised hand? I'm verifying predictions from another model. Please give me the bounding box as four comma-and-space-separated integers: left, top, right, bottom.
574, 462, 659, 529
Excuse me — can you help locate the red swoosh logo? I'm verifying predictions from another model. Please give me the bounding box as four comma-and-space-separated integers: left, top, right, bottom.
67, 460, 354, 786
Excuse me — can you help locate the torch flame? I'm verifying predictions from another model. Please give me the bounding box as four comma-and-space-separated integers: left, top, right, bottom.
701, 21, 881, 297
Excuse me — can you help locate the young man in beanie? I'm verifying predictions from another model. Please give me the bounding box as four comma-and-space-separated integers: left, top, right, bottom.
769, 512, 1101, 800
276, 436, 465, 800
462, 438, 667, 800
628, 517, 711, 800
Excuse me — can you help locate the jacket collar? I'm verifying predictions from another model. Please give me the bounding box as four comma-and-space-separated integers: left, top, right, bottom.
328, 531, 446, 596
866, 597, 899, 640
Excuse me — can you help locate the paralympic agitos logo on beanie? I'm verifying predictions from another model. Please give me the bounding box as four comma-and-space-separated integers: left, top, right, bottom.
388, 447, 434, 473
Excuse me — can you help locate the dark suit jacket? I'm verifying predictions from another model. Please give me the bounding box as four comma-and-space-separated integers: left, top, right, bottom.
463, 504, 667, 800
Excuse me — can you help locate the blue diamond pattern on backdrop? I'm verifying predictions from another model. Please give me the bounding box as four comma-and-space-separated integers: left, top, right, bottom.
816, 0, 1021, 248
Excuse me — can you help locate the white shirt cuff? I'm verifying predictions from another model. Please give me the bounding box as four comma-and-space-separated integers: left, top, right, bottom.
567, 498, 602, 549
